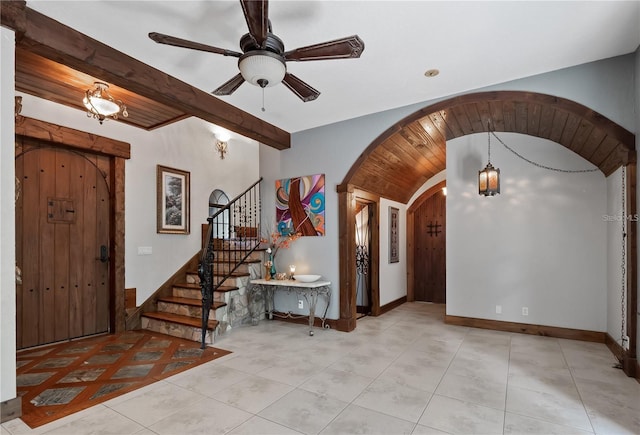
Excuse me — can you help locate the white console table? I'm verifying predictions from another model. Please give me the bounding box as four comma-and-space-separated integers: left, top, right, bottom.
248, 279, 331, 336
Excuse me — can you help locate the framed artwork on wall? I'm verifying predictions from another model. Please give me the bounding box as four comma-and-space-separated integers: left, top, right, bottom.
157, 165, 190, 234
389, 206, 399, 263
276, 174, 325, 236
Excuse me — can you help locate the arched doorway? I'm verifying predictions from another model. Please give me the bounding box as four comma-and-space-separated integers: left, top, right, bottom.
407, 181, 447, 303
336, 90, 636, 377
209, 189, 230, 239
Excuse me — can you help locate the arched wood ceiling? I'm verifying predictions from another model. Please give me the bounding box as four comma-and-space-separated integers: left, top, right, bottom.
342, 91, 636, 204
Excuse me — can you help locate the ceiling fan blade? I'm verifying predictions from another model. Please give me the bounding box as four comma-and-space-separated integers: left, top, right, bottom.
240, 0, 269, 48
212, 74, 245, 96
282, 73, 320, 102
284, 35, 365, 62
149, 32, 242, 57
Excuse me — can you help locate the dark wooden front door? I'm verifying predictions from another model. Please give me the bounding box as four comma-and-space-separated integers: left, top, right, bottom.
413, 189, 446, 303
15, 138, 111, 349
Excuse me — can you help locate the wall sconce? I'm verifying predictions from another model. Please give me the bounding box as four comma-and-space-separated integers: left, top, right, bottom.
214, 130, 231, 159
83, 82, 128, 124
478, 127, 500, 196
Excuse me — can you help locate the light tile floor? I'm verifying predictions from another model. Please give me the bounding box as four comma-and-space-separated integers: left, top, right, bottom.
3, 303, 639, 435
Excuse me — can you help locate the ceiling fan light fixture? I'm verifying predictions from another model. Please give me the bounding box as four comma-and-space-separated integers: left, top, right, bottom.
83, 82, 128, 124
238, 51, 286, 88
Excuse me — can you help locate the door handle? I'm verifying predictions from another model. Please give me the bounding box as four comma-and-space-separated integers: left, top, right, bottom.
99, 245, 109, 263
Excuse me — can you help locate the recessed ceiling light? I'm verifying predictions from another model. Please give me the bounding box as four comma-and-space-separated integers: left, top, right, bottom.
424, 69, 440, 78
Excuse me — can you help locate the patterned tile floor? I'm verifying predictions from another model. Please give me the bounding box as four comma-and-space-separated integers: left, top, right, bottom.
13, 331, 230, 428
3, 303, 639, 435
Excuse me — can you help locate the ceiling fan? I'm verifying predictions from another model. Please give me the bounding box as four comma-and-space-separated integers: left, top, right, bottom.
149, 0, 364, 102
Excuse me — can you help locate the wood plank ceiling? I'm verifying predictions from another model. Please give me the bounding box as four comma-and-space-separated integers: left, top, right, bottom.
15, 48, 190, 130
347, 91, 636, 203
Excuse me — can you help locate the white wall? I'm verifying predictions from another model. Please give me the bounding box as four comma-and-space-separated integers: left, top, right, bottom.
266, 55, 634, 322
1, 27, 17, 403
446, 133, 606, 330
17, 95, 260, 305
379, 198, 407, 306
606, 167, 626, 346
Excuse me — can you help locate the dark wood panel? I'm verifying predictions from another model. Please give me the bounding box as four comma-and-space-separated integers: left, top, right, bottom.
413, 189, 446, 303
68, 153, 85, 339
16, 48, 190, 131
16, 117, 130, 159
445, 315, 605, 343
39, 147, 56, 345
53, 150, 71, 342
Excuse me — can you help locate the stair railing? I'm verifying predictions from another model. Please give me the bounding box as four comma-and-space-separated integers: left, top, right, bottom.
198, 178, 263, 348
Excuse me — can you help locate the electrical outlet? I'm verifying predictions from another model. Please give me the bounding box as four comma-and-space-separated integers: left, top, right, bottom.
495, 305, 502, 314
298, 300, 304, 309
522, 307, 529, 316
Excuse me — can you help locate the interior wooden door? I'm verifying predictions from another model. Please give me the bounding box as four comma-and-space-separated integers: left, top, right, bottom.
413, 189, 446, 303
15, 138, 111, 349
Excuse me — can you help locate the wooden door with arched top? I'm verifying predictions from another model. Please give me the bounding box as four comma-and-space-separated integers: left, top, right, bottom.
15, 138, 111, 349
413, 188, 446, 303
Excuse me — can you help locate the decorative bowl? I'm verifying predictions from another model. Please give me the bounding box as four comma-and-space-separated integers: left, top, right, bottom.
294, 274, 321, 283
274, 272, 288, 280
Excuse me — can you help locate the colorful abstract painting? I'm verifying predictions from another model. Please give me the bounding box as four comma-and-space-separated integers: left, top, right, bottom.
276, 174, 325, 237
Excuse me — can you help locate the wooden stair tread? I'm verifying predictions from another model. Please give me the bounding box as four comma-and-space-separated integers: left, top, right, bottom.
157, 296, 226, 309
173, 282, 201, 290
212, 258, 262, 264
142, 312, 218, 330
214, 271, 249, 277
216, 285, 239, 292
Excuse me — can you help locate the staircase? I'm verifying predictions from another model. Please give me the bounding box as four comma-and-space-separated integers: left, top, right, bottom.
140, 179, 264, 346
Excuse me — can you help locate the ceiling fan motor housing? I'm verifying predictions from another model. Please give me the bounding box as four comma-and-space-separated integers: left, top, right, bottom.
238, 33, 286, 87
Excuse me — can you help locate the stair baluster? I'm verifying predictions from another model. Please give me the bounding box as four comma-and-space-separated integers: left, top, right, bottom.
198, 178, 262, 348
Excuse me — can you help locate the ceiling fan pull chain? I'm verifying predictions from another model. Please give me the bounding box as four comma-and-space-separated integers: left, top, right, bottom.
262, 87, 266, 112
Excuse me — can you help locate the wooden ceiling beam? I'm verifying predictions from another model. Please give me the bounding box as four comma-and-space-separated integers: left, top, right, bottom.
1, 1, 290, 150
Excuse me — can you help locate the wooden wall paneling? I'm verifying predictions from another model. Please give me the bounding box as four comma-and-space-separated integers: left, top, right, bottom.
53, 149, 71, 342
487, 101, 505, 132
559, 112, 581, 149
95, 154, 111, 333
406, 209, 415, 302
15, 118, 130, 159
15, 139, 25, 348
448, 105, 472, 136
82, 155, 98, 336
337, 186, 356, 332
526, 103, 542, 137
569, 119, 595, 153
537, 104, 556, 139
430, 111, 457, 140
501, 100, 517, 132
600, 144, 632, 177
113, 157, 126, 333
388, 135, 437, 178
548, 109, 569, 144
591, 137, 622, 167
38, 147, 56, 344
68, 151, 85, 339
19, 140, 41, 348
463, 102, 485, 133
574, 127, 605, 156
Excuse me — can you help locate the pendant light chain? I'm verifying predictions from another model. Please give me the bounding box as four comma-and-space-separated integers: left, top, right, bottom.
487, 127, 491, 164
490, 132, 599, 173
621, 165, 627, 350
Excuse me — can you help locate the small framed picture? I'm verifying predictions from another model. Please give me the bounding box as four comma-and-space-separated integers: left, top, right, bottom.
157, 165, 190, 234
389, 206, 399, 263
